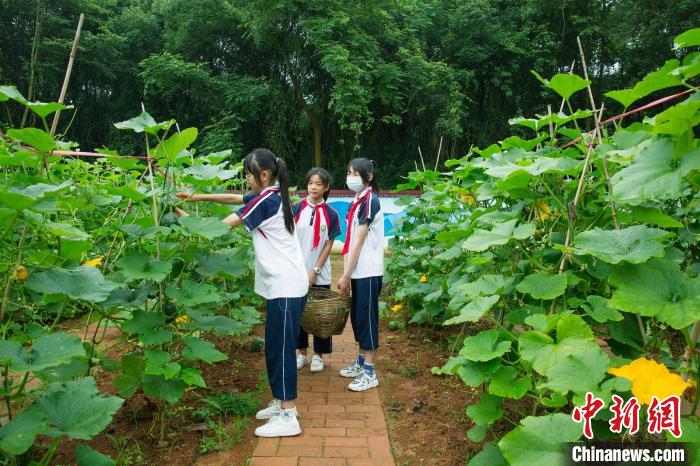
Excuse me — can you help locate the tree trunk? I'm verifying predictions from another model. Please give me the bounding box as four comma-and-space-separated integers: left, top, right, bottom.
308, 110, 322, 166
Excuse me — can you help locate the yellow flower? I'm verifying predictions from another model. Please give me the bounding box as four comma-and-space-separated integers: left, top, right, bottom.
534, 199, 552, 220
608, 357, 691, 405
82, 257, 103, 267
12, 265, 28, 282
420, 274, 428, 283
460, 193, 476, 205
175, 315, 191, 324
391, 303, 403, 313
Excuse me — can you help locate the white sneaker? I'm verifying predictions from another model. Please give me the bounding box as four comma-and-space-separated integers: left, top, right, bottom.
255, 409, 301, 437
348, 370, 379, 392
339, 361, 362, 378
296, 354, 309, 370
310, 355, 324, 373
255, 399, 281, 420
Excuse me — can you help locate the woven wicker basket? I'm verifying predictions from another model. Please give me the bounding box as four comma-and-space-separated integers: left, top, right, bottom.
301, 287, 351, 339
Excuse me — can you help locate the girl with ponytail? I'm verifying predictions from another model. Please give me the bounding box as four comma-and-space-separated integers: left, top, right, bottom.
175, 148, 307, 438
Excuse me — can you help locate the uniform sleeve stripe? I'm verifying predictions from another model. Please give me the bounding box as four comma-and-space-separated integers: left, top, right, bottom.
240, 192, 275, 219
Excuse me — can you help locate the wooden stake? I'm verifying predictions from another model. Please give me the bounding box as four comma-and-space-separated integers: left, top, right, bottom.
434, 136, 443, 171
417, 146, 426, 171
576, 36, 619, 229
50, 13, 84, 137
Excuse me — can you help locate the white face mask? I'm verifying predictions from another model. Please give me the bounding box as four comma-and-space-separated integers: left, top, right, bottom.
346, 175, 365, 193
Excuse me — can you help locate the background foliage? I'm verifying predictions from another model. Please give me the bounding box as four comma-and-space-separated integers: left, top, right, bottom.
1, 0, 698, 185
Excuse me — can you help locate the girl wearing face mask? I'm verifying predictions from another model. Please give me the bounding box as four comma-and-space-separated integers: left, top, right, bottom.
337, 158, 384, 392
292, 168, 342, 373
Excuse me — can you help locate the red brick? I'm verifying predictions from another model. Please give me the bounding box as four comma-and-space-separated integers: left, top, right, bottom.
324, 446, 370, 458
250, 457, 299, 466
325, 437, 368, 447
308, 404, 345, 413
303, 427, 346, 437
345, 428, 389, 437
347, 459, 395, 466
277, 446, 323, 457
368, 437, 392, 458
253, 437, 280, 456
298, 458, 345, 466
325, 418, 367, 428
280, 436, 324, 446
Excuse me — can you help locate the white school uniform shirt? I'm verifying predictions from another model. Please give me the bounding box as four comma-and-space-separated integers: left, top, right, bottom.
236, 185, 308, 300
292, 197, 342, 286
343, 187, 384, 279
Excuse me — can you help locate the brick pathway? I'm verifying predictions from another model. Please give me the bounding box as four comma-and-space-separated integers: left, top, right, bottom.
249, 324, 395, 466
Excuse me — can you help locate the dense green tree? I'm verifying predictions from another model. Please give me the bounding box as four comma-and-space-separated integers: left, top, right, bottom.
1, 0, 698, 186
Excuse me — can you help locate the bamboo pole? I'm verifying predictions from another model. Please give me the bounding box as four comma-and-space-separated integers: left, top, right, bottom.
50, 13, 84, 137
434, 136, 443, 171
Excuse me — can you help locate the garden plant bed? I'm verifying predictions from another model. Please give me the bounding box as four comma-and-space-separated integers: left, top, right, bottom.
47, 322, 267, 466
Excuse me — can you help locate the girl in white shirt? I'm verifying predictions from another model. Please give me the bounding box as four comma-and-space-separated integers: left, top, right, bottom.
176, 148, 307, 438
292, 168, 341, 373
337, 158, 384, 392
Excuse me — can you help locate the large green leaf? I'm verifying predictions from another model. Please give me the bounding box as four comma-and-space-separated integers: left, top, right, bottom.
466, 394, 504, 426
459, 329, 511, 362
34, 377, 123, 440
114, 111, 173, 134
463, 219, 535, 252
609, 258, 700, 329
177, 216, 230, 239
629, 206, 683, 228
26, 101, 72, 119
118, 251, 172, 282
0, 85, 27, 102
468, 441, 508, 466
26, 267, 120, 302
432, 356, 501, 385
19, 332, 86, 372
444, 295, 500, 325
0, 408, 47, 455
166, 280, 221, 307
569, 225, 670, 264
650, 101, 700, 136
154, 127, 198, 162
195, 248, 250, 279
516, 272, 567, 300
0, 180, 71, 211
46, 221, 89, 240
456, 274, 514, 297
182, 337, 228, 364
584, 295, 623, 323
531, 71, 591, 100
674, 28, 700, 48
488, 366, 532, 400
610, 138, 700, 205
519, 315, 609, 393
182, 162, 239, 181
6, 128, 55, 152
605, 60, 683, 108
498, 414, 581, 466
113, 355, 146, 398
141, 374, 186, 404
144, 350, 180, 379
189, 314, 249, 335
76, 445, 116, 466
121, 309, 172, 344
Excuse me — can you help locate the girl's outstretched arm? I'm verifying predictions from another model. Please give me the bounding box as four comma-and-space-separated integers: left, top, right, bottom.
222, 212, 244, 228
177, 193, 244, 205
338, 223, 369, 295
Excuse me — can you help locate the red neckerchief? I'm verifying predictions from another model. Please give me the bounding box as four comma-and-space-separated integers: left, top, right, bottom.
341, 188, 371, 256
294, 197, 329, 249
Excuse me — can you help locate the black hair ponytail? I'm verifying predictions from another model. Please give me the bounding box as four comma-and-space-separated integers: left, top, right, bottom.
243, 148, 295, 235
348, 157, 379, 191
306, 167, 333, 201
